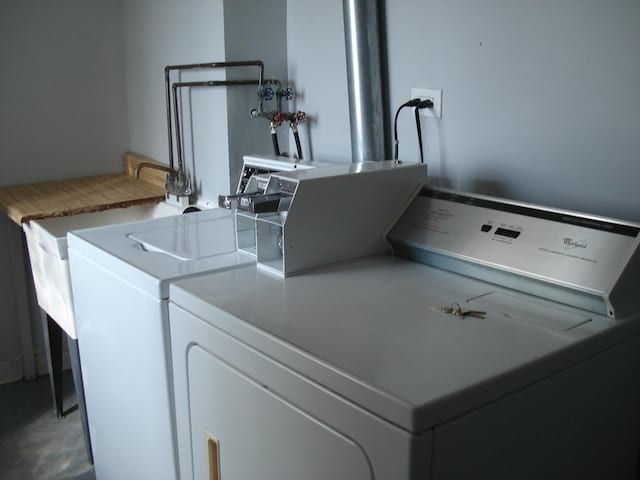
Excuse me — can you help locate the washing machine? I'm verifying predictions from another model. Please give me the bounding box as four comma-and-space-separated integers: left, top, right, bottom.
168, 187, 640, 479
68, 159, 427, 480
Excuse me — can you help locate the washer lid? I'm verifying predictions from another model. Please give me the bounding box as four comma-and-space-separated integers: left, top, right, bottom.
170, 256, 633, 434
68, 208, 255, 298
128, 216, 236, 261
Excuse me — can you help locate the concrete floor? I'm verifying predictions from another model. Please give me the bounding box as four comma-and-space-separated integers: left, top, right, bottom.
0, 372, 95, 480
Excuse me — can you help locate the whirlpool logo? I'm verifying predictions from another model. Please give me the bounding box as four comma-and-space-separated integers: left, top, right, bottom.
563, 237, 587, 249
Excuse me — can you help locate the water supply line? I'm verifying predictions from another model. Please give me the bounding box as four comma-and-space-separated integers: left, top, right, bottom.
171, 78, 264, 195
251, 84, 307, 158
280, 89, 306, 160
342, 0, 386, 163
290, 113, 306, 160
269, 119, 281, 156
252, 80, 285, 117
165, 61, 308, 191
274, 111, 306, 160
249, 79, 285, 157
164, 60, 265, 197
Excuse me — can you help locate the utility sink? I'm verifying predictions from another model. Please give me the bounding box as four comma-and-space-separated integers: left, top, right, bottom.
23, 201, 184, 339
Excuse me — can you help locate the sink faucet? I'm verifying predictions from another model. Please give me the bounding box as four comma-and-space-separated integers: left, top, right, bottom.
133, 162, 191, 198
133, 162, 178, 179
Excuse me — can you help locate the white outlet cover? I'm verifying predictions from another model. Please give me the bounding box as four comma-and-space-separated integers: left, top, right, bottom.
411, 88, 443, 118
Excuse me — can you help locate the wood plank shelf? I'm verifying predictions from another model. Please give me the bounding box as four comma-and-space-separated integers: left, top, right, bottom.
0, 152, 168, 224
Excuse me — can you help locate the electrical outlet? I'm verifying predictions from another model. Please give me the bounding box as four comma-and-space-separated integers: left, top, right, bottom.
411, 88, 443, 118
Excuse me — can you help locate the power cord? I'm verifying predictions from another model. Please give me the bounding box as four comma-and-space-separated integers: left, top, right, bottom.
393, 98, 434, 161
414, 99, 433, 163
414, 107, 424, 164
393, 98, 420, 160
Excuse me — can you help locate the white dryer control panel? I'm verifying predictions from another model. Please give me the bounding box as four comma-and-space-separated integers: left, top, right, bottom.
389, 187, 640, 318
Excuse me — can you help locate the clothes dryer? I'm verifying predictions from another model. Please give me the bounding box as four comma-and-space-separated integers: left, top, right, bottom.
169, 255, 640, 480
168, 187, 640, 480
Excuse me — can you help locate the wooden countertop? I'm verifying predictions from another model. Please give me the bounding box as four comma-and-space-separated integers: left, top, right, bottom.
0, 152, 168, 224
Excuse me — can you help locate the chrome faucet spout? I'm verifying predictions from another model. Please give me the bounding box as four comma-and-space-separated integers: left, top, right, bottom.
134, 162, 190, 197
134, 162, 178, 179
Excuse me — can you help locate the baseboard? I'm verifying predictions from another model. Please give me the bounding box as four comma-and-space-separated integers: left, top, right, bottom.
35, 350, 72, 377
0, 356, 24, 385
0, 350, 72, 385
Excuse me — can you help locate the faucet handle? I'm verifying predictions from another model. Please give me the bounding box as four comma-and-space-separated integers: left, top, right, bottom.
283, 87, 295, 101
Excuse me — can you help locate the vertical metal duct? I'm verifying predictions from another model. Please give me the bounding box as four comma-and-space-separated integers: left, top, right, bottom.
343, 0, 386, 163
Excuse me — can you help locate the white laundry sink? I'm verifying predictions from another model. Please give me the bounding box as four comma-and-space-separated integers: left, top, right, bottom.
23, 201, 184, 339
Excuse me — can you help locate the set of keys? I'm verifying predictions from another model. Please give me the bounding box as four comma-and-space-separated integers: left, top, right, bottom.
431, 302, 486, 319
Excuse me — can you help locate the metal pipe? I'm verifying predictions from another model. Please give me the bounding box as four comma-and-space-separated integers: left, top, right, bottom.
172, 84, 184, 184
342, 0, 386, 162
164, 61, 264, 170
173, 79, 260, 89
170, 78, 268, 194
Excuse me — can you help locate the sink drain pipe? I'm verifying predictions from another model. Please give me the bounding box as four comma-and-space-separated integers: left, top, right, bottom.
342, 0, 386, 163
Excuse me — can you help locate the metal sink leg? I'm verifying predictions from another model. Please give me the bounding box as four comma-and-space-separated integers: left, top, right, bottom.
42, 313, 63, 418
41, 310, 94, 464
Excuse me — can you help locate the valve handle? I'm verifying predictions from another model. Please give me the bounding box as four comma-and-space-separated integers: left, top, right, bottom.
295, 111, 306, 124
273, 112, 287, 127
284, 87, 295, 101
261, 87, 275, 101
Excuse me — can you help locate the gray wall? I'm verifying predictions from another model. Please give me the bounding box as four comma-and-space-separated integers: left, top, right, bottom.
123, 0, 288, 203
0, 0, 128, 185
224, 0, 288, 192
287, 0, 351, 163
123, 0, 228, 203
288, 0, 640, 222
0, 0, 128, 382
0, 0, 288, 381
2, 0, 638, 380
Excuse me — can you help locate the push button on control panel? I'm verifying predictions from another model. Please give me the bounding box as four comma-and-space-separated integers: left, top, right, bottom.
481, 224, 492, 232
